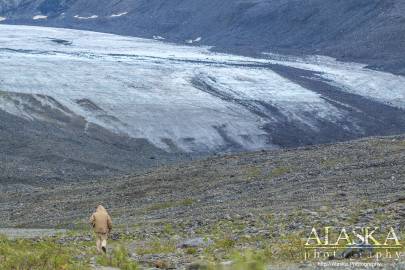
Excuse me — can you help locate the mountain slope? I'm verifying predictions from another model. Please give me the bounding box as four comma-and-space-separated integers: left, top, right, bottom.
1, 0, 405, 75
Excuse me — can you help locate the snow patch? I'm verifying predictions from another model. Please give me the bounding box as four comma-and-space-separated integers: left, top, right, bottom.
110, 12, 128, 18
33, 15, 47, 20
74, 15, 98, 20
153, 35, 165, 40
186, 37, 202, 44
0, 16, 6, 22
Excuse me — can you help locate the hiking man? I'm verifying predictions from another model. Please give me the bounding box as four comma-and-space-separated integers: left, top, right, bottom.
89, 205, 112, 253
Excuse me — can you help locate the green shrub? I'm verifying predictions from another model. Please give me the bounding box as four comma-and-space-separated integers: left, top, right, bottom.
97, 245, 138, 270
228, 250, 269, 270
268, 166, 291, 178
215, 237, 236, 250
186, 247, 198, 255
163, 223, 175, 235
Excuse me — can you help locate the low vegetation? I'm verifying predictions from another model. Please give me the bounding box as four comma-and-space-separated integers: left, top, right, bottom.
0, 235, 91, 270
136, 240, 176, 255
97, 245, 139, 270
1, 211, 404, 270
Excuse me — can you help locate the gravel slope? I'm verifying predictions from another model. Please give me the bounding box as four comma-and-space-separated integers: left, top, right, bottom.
1, 134, 404, 269
1, 134, 404, 228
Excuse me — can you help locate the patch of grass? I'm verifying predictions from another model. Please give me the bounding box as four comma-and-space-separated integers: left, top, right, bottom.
215, 237, 236, 250
181, 198, 195, 206
203, 236, 304, 269
199, 215, 310, 265
268, 166, 291, 178
163, 223, 175, 235
97, 245, 138, 270
226, 249, 270, 270
270, 232, 305, 262
136, 240, 176, 255
0, 235, 90, 270
245, 166, 262, 181
186, 247, 198, 255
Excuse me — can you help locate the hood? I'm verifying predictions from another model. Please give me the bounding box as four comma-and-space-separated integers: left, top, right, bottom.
96, 205, 107, 213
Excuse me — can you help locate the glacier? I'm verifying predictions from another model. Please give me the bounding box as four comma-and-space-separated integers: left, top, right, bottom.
0, 25, 405, 152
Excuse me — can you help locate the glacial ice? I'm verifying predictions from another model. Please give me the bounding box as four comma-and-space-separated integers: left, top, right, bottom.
0, 25, 404, 152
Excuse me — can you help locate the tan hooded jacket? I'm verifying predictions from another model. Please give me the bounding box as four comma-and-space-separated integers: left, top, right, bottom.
89, 205, 112, 234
